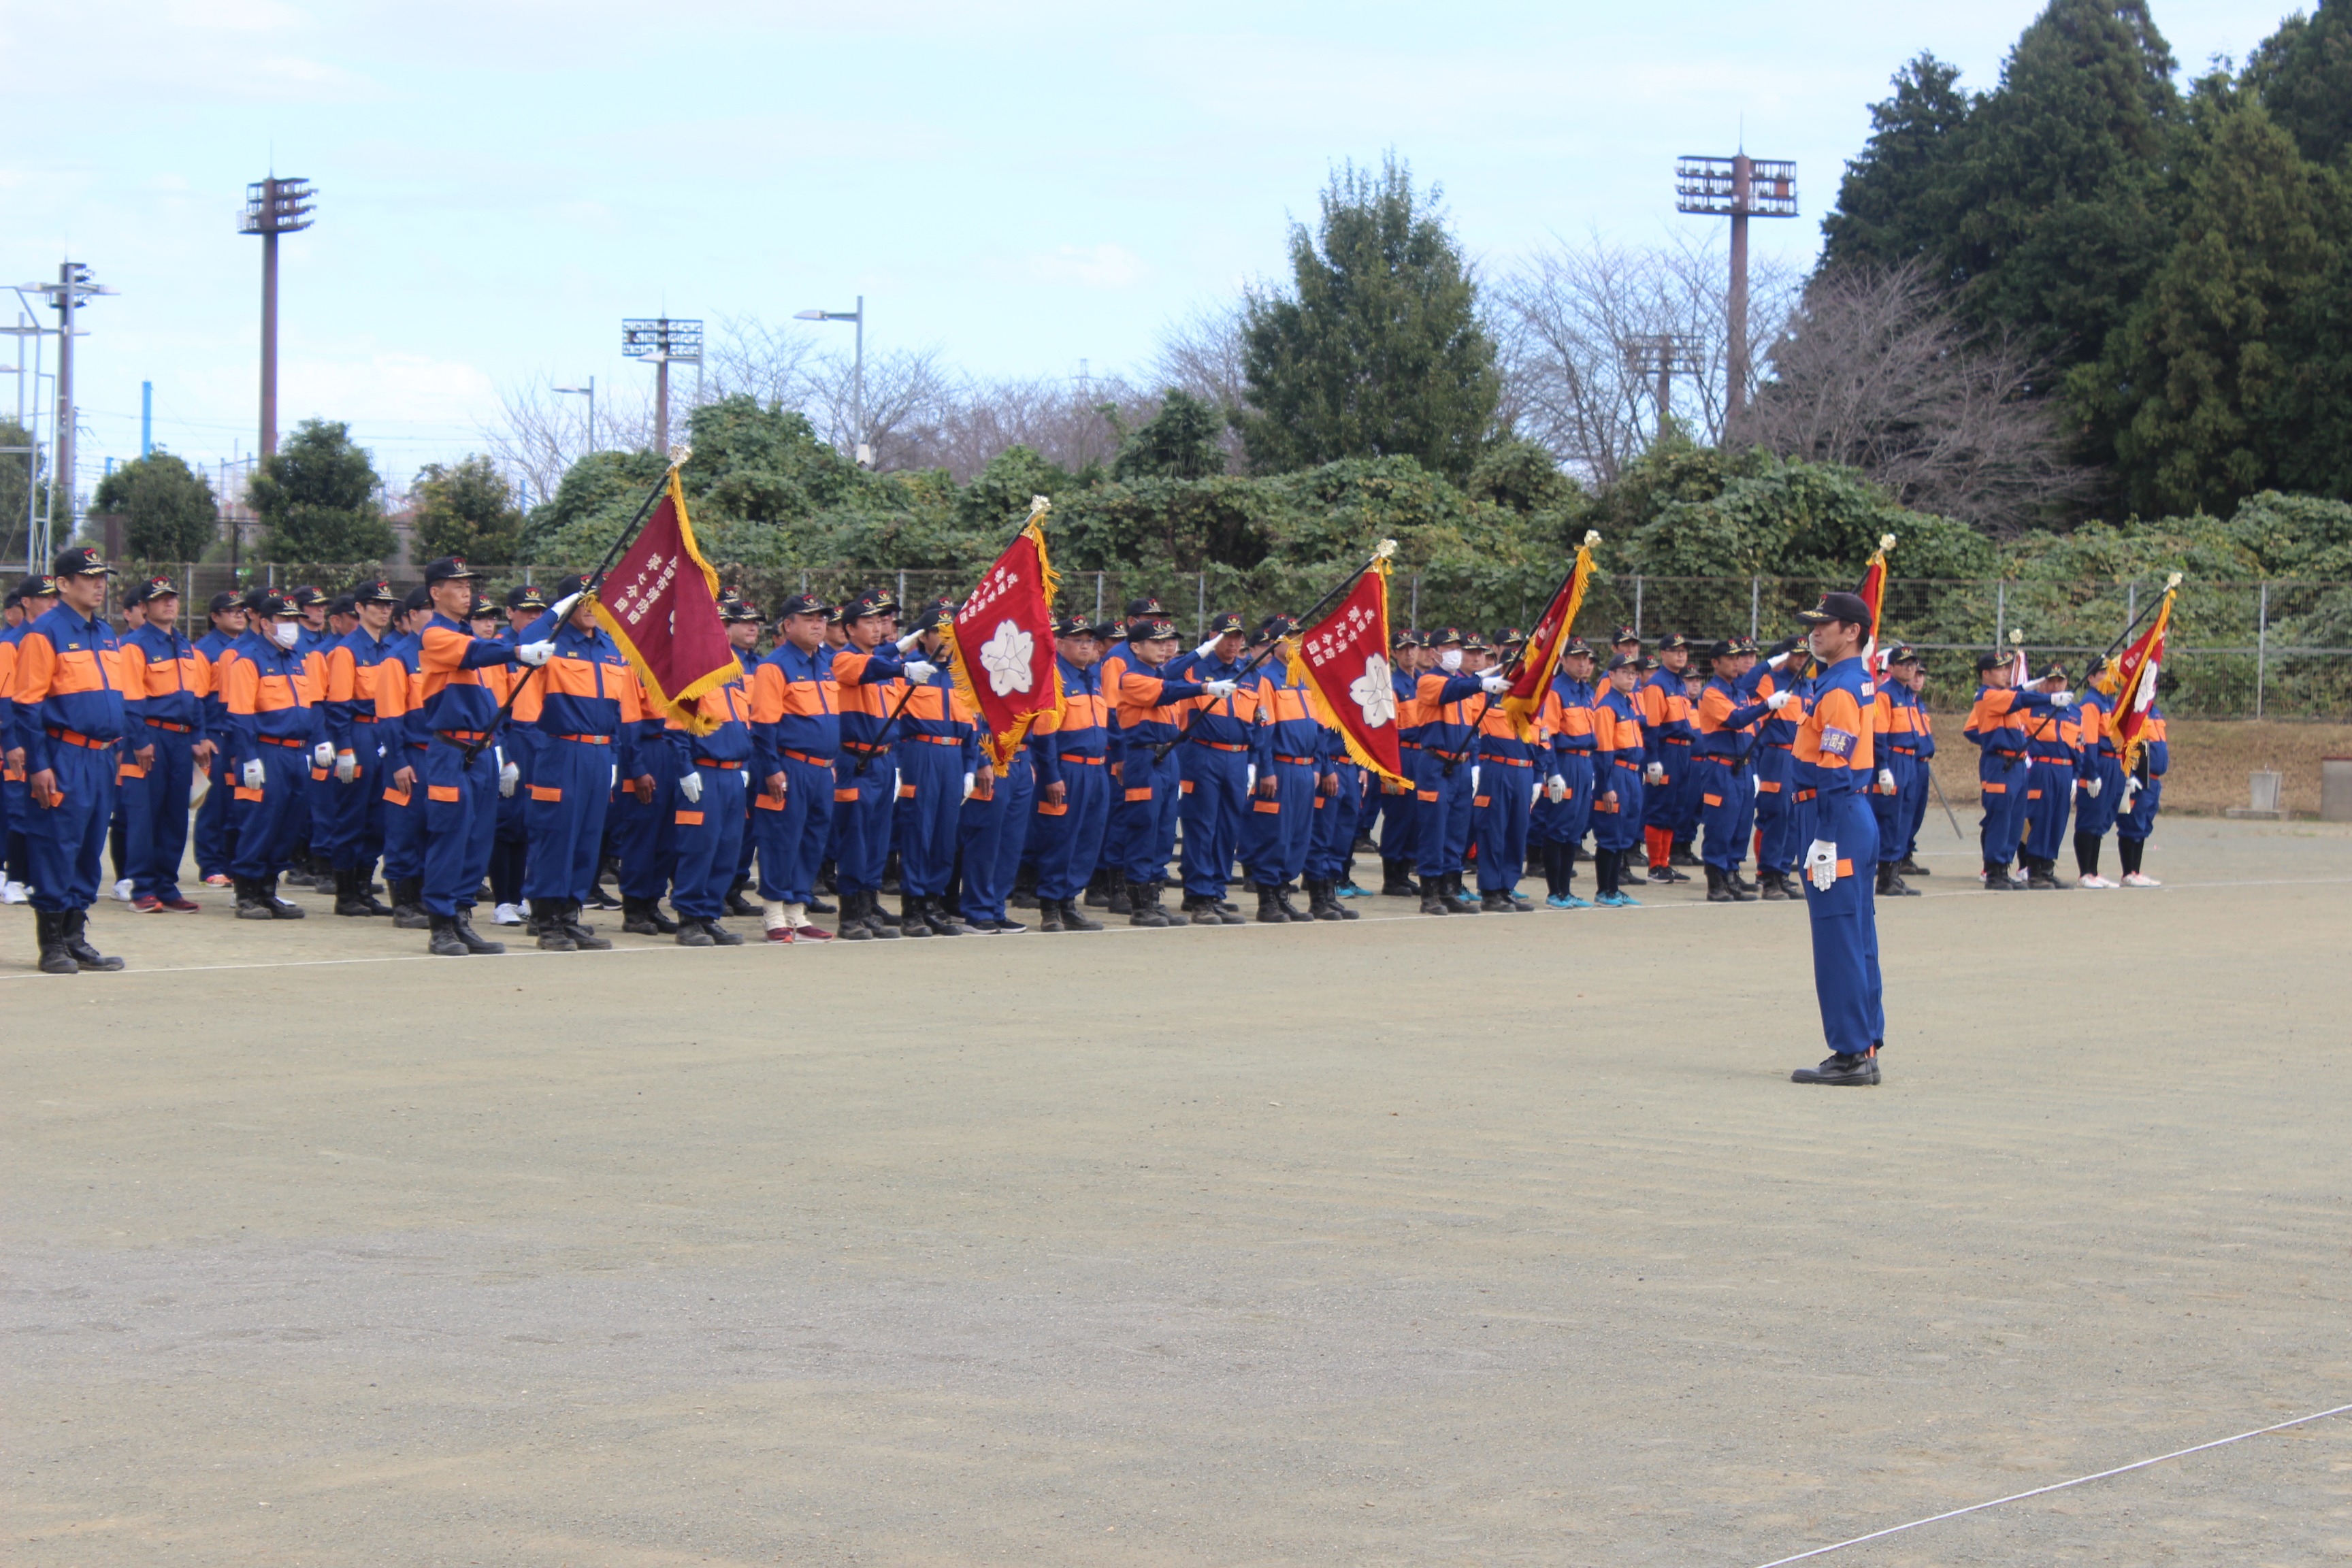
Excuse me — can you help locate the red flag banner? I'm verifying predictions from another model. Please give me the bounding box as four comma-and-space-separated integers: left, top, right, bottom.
1857, 533, 1893, 663
1499, 533, 1597, 728
944, 500, 1064, 768
592, 469, 738, 735
1288, 555, 1410, 790
2097, 585, 2174, 774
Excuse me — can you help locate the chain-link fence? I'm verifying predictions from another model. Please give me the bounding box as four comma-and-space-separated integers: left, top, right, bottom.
102, 560, 2352, 721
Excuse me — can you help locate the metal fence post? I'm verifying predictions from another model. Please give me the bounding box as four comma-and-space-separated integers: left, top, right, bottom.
1094, 571, 1103, 622
1410, 574, 1420, 627
2256, 581, 2269, 719
1993, 581, 2004, 652
897, 568, 906, 608
1196, 573, 1205, 636
2125, 581, 2136, 632
1750, 576, 1759, 639
1633, 574, 1644, 638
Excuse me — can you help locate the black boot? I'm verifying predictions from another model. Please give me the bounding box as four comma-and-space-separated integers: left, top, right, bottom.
1480, 887, 1515, 913
1273, 883, 1307, 921
1669, 840, 1701, 867
36, 910, 79, 974
1419, 879, 1451, 915
1010, 864, 1039, 909
426, 913, 470, 956
621, 895, 678, 935
1254, 885, 1288, 923
59, 909, 122, 970
450, 909, 505, 954
259, 873, 306, 919
1038, 896, 1066, 932
560, 901, 612, 950
1705, 866, 1733, 903
333, 867, 388, 917
704, 915, 745, 945
1127, 878, 1171, 928
1083, 868, 1111, 908
859, 889, 900, 939
1379, 858, 1418, 897
1105, 876, 1132, 915
1726, 868, 1757, 902
1878, 862, 1919, 897
724, 879, 758, 917
923, 896, 970, 936
835, 889, 874, 941
538, 906, 578, 949
815, 860, 838, 896
1059, 897, 1103, 932
897, 892, 933, 937
1448, 872, 1482, 911
2026, 857, 2061, 891
1757, 868, 1788, 901
234, 877, 276, 920
1895, 856, 1930, 877
881, 849, 902, 894
392, 875, 431, 928
1792, 1050, 1880, 1086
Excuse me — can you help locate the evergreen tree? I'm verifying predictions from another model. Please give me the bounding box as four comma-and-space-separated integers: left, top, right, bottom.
2246, 0, 2352, 167
410, 455, 523, 562
1113, 391, 1228, 481
1820, 54, 1975, 275
248, 419, 394, 562
91, 451, 218, 561
1238, 154, 1500, 480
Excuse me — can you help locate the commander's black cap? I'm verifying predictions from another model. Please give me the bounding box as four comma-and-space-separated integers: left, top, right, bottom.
844, 589, 898, 622
352, 579, 399, 606
1254, 613, 1298, 643
1426, 625, 1465, 647
1657, 630, 1690, 652
1203, 610, 1245, 638
1605, 651, 1639, 672
469, 593, 498, 619
1709, 636, 1741, 659
1463, 632, 1492, 654
1612, 625, 1641, 646
1796, 590, 1874, 626
240, 586, 274, 614
721, 595, 764, 625
1054, 612, 1099, 639
288, 585, 327, 609
907, 600, 952, 634
1975, 651, 2008, 672
1135, 617, 1178, 640
774, 592, 826, 620
206, 589, 240, 615
253, 591, 297, 618
1563, 636, 1593, 657
1124, 594, 1165, 619
2038, 660, 2069, 681
1494, 626, 1527, 649
506, 583, 549, 612
127, 575, 179, 606
1392, 627, 1422, 649
1886, 643, 1920, 666
422, 556, 476, 585
52, 545, 113, 578
552, 573, 595, 602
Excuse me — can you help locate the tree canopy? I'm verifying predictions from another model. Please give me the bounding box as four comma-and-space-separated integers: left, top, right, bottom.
93, 451, 219, 561
410, 454, 523, 562
248, 419, 394, 563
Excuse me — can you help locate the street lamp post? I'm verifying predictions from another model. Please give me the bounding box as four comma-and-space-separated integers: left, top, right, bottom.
794, 296, 865, 466
553, 377, 596, 453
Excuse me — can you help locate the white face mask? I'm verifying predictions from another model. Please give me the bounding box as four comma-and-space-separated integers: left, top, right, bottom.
270, 620, 301, 649
1437, 648, 1463, 672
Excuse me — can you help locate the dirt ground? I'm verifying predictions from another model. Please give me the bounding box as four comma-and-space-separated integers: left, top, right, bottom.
5, 821, 2349, 1567
1921, 715, 2352, 820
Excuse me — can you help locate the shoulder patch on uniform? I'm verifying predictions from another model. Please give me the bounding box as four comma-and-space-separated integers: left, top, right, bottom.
1861, 681, 1876, 698
1820, 726, 1859, 758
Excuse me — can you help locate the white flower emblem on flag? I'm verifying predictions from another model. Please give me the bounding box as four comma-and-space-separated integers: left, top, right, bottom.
2133, 659, 2159, 712
979, 619, 1035, 696
1352, 654, 1396, 728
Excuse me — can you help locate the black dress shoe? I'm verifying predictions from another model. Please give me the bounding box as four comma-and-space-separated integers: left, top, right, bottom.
1791, 1052, 1880, 1085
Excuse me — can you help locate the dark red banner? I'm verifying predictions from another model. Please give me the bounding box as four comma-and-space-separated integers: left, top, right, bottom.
945, 514, 1063, 768
1290, 557, 1409, 789
592, 471, 738, 734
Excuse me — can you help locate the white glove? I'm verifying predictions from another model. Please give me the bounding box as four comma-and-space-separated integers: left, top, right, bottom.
1246, 764, 1258, 789
1201, 679, 1238, 698
1805, 838, 1838, 892
610, 764, 619, 789
241, 757, 265, 790
1767, 651, 1792, 670
546, 591, 583, 623
312, 740, 334, 769
515, 640, 556, 666
740, 768, 751, 789
1546, 774, 1568, 803
962, 771, 977, 799
2121, 774, 2142, 801
2084, 777, 2102, 799
904, 659, 938, 683
1194, 636, 1220, 659
1471, 764, 1482, 790
1645, 761, 1665, 785
679, 770, 703, 804
189, 771, 210, 808
1531, 780, 1544, 806
1480, 674, 1509, 695
1876, 767, 1896, 794
333, 751, 357, 783
896, 629, 926, 652
498, 761, 519, 797
1765, 689, 1793, 712
2051, 689, 2074, 706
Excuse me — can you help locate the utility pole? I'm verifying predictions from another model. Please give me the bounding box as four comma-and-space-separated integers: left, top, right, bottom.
14, 262, 117, 559
621, 317, 703, 453
240, 176, 316, 459
1674, 152, 1796, 422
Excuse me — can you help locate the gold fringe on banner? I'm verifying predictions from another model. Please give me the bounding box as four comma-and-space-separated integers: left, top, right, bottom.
942, 505, 1066, 769
1286, 555, 1414, 791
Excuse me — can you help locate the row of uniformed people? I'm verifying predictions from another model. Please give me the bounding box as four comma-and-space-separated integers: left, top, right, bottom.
1963, 652, 2170, 890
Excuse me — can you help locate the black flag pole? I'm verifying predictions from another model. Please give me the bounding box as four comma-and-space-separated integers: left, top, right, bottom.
461, 458, 683, 766
2017, 571, 2181, 749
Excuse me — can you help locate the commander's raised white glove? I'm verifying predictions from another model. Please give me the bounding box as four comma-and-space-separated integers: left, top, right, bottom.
1194, 635, 1221, 659
515, 640, 556, 666
1546, 774, 1568, 804
962, 771, 977, 800
1877, 767, 1896, 794
1805, 838, 1838, 892
333, 750, 357, 783
896, 629, 926, 653
2051, 689, 2075, 706
241, 757, 265, 790
679, 770, 703, 804
1644, 761, 1665, 785
904, 659, 938, 683
1765, 689, 1793, 712
2084, 777, 2102, 799
1480, 674, 1509, 696
1202, 679, 1238, 698
311, 740, 334, 769
549, 591, 585, 622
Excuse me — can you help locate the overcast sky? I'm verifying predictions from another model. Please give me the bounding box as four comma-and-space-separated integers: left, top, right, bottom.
3, 0, 2291, 502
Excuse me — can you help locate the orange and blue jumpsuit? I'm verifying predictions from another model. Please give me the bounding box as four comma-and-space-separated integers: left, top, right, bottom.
321, 623, 402, 876
220, 625, 318, 883
1793, 654, 1884, 1057
122, 618, 210, 903
1370, 657, 1424, 868
1094, 634, 1141, 885
1874, 677, 1927, 869
293, 623, 335, 865
749, 640, 838, 908
1109, 652, 1213, 888
671, 672, 756, 919
1635, 665, 1695, 865
829, 640, 914, 899
1532, 671, 1597, 853
1901, 697, 1936, 864
889, 659, 979, 900
511, 617, 642, 907
1964, 682, 2062, 876
414, 613, 526, 917
191, 619, 241, 877
1172, 646, 1264, 902
0, 617, 25, 885
2073, 687, 2125, 841
2022, 691, 2083, 867
7, 602, 133, 911
1030, 653, 1113, 903
1410, 669, 1490, 882
1693, 670, 1773, 872
1471, 702, 1537, 896
374, 625, 429, 888
1590, 682, 1648, 863
1751, 665, 1808, 877
1303, 694, 1364, 890
2117, 706, 2167, 847
1241, 658, 1322, 890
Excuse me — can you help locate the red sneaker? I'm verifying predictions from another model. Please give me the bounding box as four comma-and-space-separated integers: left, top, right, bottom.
791, 924, 836, 942
161, 896, 202, 912
132, 895, 165, 913
762, 926, 796, 943
202, 873, 231, 887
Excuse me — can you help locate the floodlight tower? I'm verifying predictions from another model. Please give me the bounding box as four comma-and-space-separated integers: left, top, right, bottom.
1623, 333, 1704, 442
14, 262, 118, 557
1674, 153, 1796, 420
240, 176, 316, 459
621, 317, 703, 453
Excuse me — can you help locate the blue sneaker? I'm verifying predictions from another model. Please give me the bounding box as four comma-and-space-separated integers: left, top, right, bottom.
1335, 879, 1371, 898
1596, 889, 1640, 907
1546, 892, 1592, 909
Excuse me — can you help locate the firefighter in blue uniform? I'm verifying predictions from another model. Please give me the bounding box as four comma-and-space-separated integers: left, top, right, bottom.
1103, 615, 1224, 928
1531, 637, 1599, 908
1589, 651, 1648, 906
953, 710, 1036, 936
413, 556, 553, 956
2017, 661, 2080, 890
1373, 627, 1425, 898
1634, 632, 1696, 883
885, 600, 981, 936
1868, 645, 1925, 898
749, 593, 845, 943
1411, 627, 1509, 916
1089, 595, 1162, 915
190, 589, 244, 886
0, 576, 59, 904
506, 574, 634, 951
378, 587, 433, 928
715, 593, 764, 917
9, 549, 131, 973
318, 579, 403, 917
1240, 614, 1321, 924
220, 591, 322, 921
1693, 636, 1786, 902
1964, 652, 2070, 889
120, 576, 213, 913
1028, 614, 1115, 933
1747, 636, 1808, 900
1171, 610, 1260, 926
1465, 634, 1537, 913
828, 590, 916, 938
664, 640, 756, 947
1299, 653, 1365, 923
1895, 656, 1937, 878
2071, 663, 2126, 887
1788, 591, 1887, 1085
2114, 703, 2166, 886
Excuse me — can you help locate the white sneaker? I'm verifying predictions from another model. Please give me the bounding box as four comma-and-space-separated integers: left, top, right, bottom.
2121, 871, 2162, 887
2077, 873, 2117, 889
0, 881, 27, 904
112, 877, 135, 902
491, 901, 526, 926
2009, 867, 2031, 885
